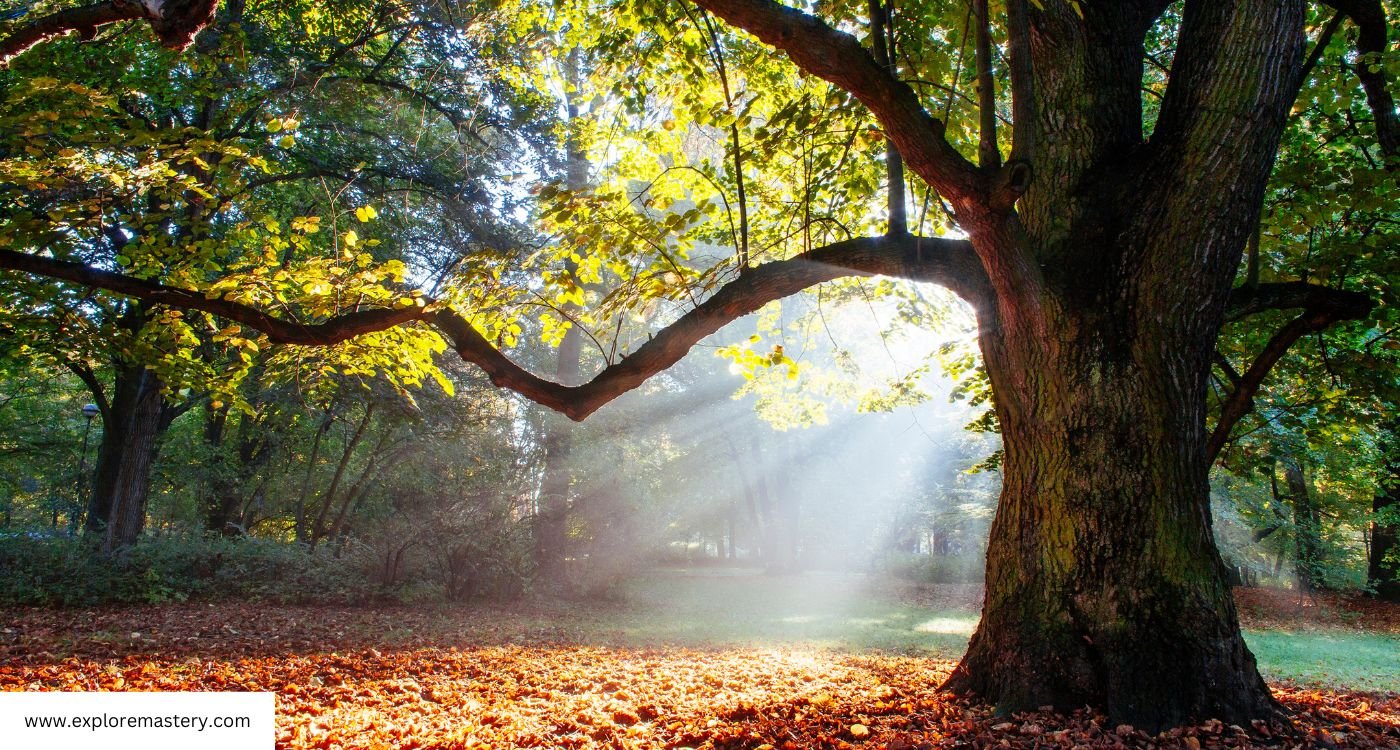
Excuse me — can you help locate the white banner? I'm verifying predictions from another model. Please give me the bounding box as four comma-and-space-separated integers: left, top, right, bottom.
0, 692, 274, 750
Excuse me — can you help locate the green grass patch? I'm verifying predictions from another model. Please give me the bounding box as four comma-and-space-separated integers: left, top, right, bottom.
1243, 630, 1400, 693
557, 569, 1398, 693
562, 569, 977, 657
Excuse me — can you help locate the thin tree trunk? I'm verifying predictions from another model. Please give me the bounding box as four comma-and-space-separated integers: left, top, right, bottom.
535, 46, 589, 585
294, 407, 335, 544
201, 401, 249, 535
724, 433, 763, 561
1285, 458, 1324, 591
326, 433, 404, 544
725, 501, 737, 560
309, 403, 374, 550
1370, 432, 1400, 600
86, 364, 169, 554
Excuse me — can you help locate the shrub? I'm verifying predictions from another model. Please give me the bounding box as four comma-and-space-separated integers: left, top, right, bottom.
0, 533, 382, 606
880, 551, 985, 584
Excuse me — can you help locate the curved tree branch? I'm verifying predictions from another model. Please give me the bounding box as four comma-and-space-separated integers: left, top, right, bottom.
0, 234, 986, 420
1209, 281, 1375, 462
0, 249, 424, 345
688, 0, 1042, 322
0, 0, 219, 68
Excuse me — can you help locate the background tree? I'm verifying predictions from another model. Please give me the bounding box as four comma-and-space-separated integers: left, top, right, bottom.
0, 0, 550, 550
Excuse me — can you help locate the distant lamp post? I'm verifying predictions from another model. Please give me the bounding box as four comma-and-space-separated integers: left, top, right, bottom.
72, 404, 100, 532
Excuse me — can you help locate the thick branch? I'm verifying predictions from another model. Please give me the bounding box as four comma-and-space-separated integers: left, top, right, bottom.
0, 0, 218, 68
0, 2, 137, 66
691, 0, 986, 212
0, 235, 986, 421
1225, 280, 1373, 322
1149, 1, 1306, 234
1208, 282, 1375, 462
1323, 0, 1400, 163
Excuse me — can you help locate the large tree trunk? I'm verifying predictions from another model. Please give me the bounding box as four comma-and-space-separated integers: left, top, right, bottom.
84, 363, 171, 554
934, 0, 1305, 731
947, 309, 1276, 728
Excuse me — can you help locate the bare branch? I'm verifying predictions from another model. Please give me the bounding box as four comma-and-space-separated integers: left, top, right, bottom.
1213, 351, 1243, 387
1297, 11, 1345, 90
689, 0, 1040, 316
0, 235, 986, 420
0, 0, 219, 68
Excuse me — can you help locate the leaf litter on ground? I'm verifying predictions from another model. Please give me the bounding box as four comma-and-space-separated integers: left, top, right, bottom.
0, 589, 1395, 749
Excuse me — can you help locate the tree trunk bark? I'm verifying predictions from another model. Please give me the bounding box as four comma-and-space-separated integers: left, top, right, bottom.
533, 46, 590, 586
1285, 458, 1324, 591
200, 402, 247, 536
1371, 488, 1400, 601
934, 0, 1306, 728
84, 364, 169, 554
1371, 432, 1400, 601
946, 309, 1278, 729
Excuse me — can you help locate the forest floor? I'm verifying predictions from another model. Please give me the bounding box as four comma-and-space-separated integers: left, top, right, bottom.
1, 570, 1397, 749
